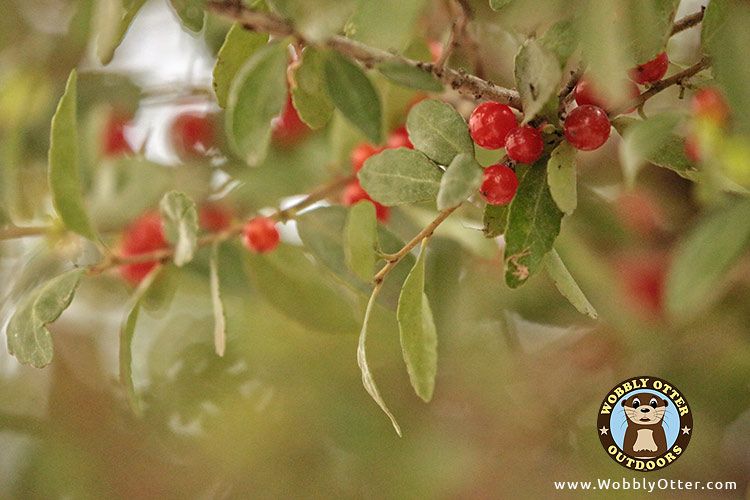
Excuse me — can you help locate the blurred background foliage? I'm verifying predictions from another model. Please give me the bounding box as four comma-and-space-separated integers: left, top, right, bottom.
1, 0, 749, 497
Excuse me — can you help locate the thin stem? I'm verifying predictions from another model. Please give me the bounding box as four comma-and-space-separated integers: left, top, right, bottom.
373, 205, 459, 285
0, 225, 50, 241
671, 9, 705, 36
206, 1, 522, 109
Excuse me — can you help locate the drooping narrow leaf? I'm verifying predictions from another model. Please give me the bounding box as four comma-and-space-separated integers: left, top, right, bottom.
213, 24, 269, 109
95, 0, 147, 65
376, 60, 444, 92
357, 286, 402, 436
358, 148, 442, 205
504, 163, 563, 288
437, 153, 483, 210
514, 39, 562, 124
665, 198, 750, 321
345, 201, 377, 281
159, 191, 198, 267
291, 47, 334, 129
209, 243, 227, 357
547, 142, 577, 214
545, 249, 597, 319
120, 267, 161, 415
406, 99, 474, 165
540, 19, 577, 68
268, 0, 357, 42
489, 0, 513, 10
483, 203, 508, 238
167, 0, 205, 32
397, 239, 438, 402
6, 269, 86, 368
48, 71, 97, 240
324, 52, 383, 143
227, 42, 289, 166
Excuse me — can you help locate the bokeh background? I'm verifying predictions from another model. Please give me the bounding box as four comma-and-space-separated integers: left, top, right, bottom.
1, 0, 749, 497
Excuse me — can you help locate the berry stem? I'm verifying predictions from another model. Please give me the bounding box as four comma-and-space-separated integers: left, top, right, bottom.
670, 9, 705, 36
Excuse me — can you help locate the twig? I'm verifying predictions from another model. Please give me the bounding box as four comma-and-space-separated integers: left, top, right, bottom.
206, 1, 522, 109
373, 205, 459, 285
671, 8, 705, 36
0, 225, 50, 241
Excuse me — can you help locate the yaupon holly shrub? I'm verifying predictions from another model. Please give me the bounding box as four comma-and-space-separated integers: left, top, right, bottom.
2, 0, 750, 447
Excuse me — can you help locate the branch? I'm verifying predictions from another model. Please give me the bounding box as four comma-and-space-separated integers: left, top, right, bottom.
205, 1, 522, 109
671, 9, 705, 36
0, 225, 49, 241
373, 205, 460, 285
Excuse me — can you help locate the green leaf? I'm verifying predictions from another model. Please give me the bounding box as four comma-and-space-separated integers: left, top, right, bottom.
545, 249, 597, 319
120, 268, 161, 415
540, 19, 577, 68
244, 244, 360, 334
167, 0, 205, 32
357, 287, 402, 436
358, 148, 442, 206
489, 0, 513, 10
397, 239, 438, 402
483, 203, 508, 238
159, 191, 198, 267
504, 163, 563, 288
6, 269, 86, 368
227, 42, 289, 166
209, 243, 227, 357
665, 198, 750, 321
514, 39, 562, 124
345, 201, 377, 281
376, 60, 443, 92
547, 142, 577, 215
324, 52, 383, 143
268, 0, 357, 42
213, 24, 268, 109
406, 99, 474, 165
437, 153, 483, 210
291, 47, 334, 129
48, 70, 97, 240
94, 0, 147, 65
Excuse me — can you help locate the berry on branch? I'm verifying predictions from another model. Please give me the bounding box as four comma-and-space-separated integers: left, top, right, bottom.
564, 105, 611, 151
102, 111, 133, 158
386, 126, 413, 149
505, 125, 544, 164
243, 217, 280, 254
199, 203, 234, 233
691, 87, 730, 125
350, 143, 381, 172
480, 163, 519, 206
629, 52, 669, 84
119, 212, 168, 284
574, 77, 640, 113
342, 180, 390, 222
169, 111, 216, 160
469, 102, 518, 150
272, 95, 309, 145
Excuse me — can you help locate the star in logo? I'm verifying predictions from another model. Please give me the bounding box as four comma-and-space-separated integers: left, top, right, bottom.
599, 426, 609, 435
681, 425, 691, 435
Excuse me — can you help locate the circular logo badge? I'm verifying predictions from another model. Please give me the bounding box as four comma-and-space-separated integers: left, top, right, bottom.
597, 376, 692, 471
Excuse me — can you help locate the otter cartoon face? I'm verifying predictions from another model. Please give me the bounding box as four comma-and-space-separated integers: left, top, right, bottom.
621, 393, 667, 425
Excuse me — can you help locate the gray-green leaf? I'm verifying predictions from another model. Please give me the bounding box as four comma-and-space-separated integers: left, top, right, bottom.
376, 60, 444, 92
546, 249, 597, 319
514, 39, 562, 124
159, 191, 198, 267
483, 203, 508, 238
504, 163, 563, 288
397, 239, 438, 402
213, 24, 269, 109
665, 198, 750, 321
324, 52, 383, 143
268, 0, 357, 42
345, 201, 377, 281
291, 47, 334, 129
489, 0, 513, 10
94, 0, 147, 65
48, 70, 97, 240
358, 148, 442, 206
406, 99, 474, 165
227, 42, 289, 166
437, 153, 483, 210
167, 0, 205, 32
547, 142, 577, 214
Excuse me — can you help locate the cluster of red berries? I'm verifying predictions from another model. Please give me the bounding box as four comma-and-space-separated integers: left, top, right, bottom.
684, 87, 730, 163
343, 126, 414, 222
119, 205, 279, 284
102, 110, 134, 158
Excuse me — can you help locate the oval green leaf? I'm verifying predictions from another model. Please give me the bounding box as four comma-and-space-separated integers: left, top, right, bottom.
376, 60, 444, 92
159, 191, 198, 267
291, 47, 335, 129
406, 99, 473, 166
358, 148, 442, 206
437, 153, 483, 210
546, 249, 597, 319
345, 201, 377, 282
213, 24, 269, 109
547, 142, 577, 215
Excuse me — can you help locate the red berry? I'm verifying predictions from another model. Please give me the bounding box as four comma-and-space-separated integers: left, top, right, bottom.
469, 102, 518, 150
615, 191, 665, 238
242, 217, 280, 254
564, 105, 611, 151
342, 181, 390, 222
272, 95, 309, 145
350, 143, 380, 172
505, 126, 544, 164
691, 87, 730, 125
480, 163, 518, 205
119, 212, 167, 284
684, 134, 701, 163
102, 112, 133, 157
386, 126, 413, 149
429, 41, 443, 63
574, 78, 640, 113
629, 52, 669, 84
615, 253, 667, 318
169, 112, 216, 159
199, 203, 233, 233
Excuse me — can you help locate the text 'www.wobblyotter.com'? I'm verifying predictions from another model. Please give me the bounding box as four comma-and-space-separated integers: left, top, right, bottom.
553, 478, 737, 493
